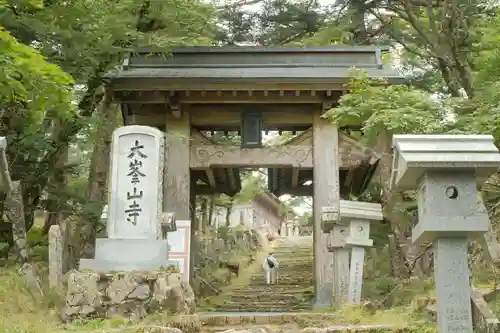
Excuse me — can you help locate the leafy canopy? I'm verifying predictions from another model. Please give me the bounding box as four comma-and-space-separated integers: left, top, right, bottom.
322, 72, 465, 142
0, 27, 74, 125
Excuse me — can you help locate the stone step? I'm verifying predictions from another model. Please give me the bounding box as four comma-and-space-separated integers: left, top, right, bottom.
209, 237, 315, 313
225, 294, 310, 300
244, 282, 312, 287
222, 299, 310, 306
248, 274, 312, 279
206, 306, 312, 312
201, 325, 405, 333
226, 288, 313, 294
229, 286, 312, 290
226, 290, 313, 295
215, 299, 312, 306
199, 312, 339, 326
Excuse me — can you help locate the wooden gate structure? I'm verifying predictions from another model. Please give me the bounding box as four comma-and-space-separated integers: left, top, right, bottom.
105, 46, 404, 307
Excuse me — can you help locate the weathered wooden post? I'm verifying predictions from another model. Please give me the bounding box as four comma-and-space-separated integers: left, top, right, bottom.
391, 134, 500, 333
341, 201, 383, 305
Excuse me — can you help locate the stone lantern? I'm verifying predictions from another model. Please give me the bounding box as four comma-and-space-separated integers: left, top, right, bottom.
391, 134, 500, 333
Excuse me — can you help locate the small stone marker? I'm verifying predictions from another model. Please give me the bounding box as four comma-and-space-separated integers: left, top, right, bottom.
6, 181, 28, 263
328, 224, 350, 307
341, 201, 383, 305
80, 126, 175, 272
0, 140, 29, 265
286, 222, 293, 237
0, 137, 12, 192
49, 224, 63, 291
391, 134, 500, 333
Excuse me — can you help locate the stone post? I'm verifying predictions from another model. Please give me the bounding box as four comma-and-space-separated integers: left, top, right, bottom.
327, 224, 349, 307
0, 137, 12, 192
6, 181, 27, 263
391, 134, 500, 333
342, 201, 383, 305
49, 225, 63, 291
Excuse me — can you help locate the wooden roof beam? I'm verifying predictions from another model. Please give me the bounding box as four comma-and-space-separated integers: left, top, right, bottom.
114, 90, 341, 104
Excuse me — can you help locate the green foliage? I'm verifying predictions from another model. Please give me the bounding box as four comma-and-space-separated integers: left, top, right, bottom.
215, 0, 328, 46
0, 0, 218, 240
322, 73, 463, 142
234, 175, 265, 204
217, 225, 230, 240
0, 266, 60, 332
298, 211, 312, 226
0, 28, 74, 125
27, 227, 48, 261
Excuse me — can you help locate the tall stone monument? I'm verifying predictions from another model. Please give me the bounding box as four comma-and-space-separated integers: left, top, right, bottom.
80, 125, 172, 272
391, 134, 500, 333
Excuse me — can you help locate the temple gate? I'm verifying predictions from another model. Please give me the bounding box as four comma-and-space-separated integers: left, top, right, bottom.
105, 46, 403, 307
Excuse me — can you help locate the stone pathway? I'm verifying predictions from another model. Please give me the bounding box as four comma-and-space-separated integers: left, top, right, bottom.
198, 236, 413, 333
205, 236, 314, 313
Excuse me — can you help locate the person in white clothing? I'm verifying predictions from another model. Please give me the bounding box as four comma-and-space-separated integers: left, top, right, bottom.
262, 252, 279, 284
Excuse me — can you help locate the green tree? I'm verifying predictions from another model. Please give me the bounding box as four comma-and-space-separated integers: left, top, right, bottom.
0, 0, 216, 258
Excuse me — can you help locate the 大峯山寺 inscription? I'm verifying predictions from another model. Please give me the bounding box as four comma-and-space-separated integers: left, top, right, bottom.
125, 140, 148, 225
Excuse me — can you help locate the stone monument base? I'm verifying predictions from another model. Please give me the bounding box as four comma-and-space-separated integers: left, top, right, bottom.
79, 238, 172, 272
61, 270, 195, 322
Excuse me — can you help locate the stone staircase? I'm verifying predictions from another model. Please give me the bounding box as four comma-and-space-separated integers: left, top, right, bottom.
207, 236, 314, 313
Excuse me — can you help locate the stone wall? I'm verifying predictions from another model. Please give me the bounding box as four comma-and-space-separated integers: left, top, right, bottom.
61, 270, 195, 322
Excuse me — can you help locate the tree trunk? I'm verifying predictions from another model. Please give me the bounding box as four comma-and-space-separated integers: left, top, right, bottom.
79, 95, 119, 258
349, 2, 369, 45
200, 196, 208, 232
436, 58, 462, 97
208, 195, 215, 226
372, 130, 409, 277
43, 118, 70, 234
225, 199, 233, 227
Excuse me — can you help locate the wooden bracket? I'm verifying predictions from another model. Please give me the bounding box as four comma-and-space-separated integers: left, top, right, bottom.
168, 92, 181, 118
322, 100, 335, 112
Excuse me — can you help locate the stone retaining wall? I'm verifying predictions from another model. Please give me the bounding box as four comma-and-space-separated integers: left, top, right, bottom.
61, 270, 195, 322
